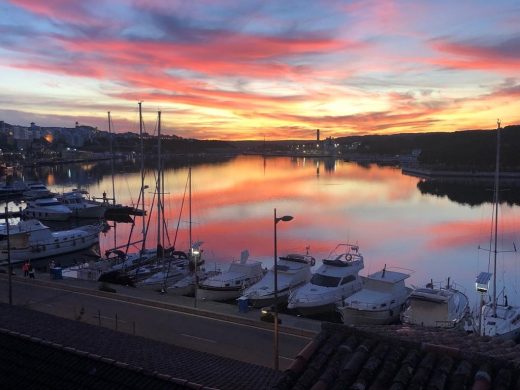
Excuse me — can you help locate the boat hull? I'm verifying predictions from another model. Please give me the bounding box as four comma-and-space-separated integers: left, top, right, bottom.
339, 305, 404, 325
289, 302, 338, 316
137, 273, 185, 291
0, 230, 99, 264
247, 290, 290, 308
70, 206, 107, 219
169, 284, 195, 296
197, 286, 244, 302
479, 304, 520, 339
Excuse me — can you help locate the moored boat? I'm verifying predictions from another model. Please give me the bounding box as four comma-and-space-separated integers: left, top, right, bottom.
401, 278, 469, 329
241, 252, 314, 308
57, 189, 107, 218
287, 243, 364, 316
0, 219, 101, 264
23, 182, 52, 200
473, 121, 520, 339
22, 197, 73, 221
197, 250, 264, 302
337, 266, 412, 325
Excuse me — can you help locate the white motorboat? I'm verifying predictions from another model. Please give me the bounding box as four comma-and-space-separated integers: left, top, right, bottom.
241, 252, 315, 308
474, 121, 520, 339
337, 266, 412, 325
23, 182, 52, 199
287, 243, 364, 316
22, 197, 73, 221
197, 250, 264, 301
401, 279, 469, 328
0, 219, 101, 263
57, 189, 107, 218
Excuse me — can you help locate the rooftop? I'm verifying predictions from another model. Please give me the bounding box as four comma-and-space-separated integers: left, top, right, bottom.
275, 323, 520, 389
0, 303, 280, 389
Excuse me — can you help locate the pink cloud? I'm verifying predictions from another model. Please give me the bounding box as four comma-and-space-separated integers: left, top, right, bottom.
430, 37, 520, 73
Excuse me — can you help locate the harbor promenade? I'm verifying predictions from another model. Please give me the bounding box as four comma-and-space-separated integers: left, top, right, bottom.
0, 269, 320, 370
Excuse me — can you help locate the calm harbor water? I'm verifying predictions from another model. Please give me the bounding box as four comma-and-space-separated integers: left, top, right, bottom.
4, 155, 520, 308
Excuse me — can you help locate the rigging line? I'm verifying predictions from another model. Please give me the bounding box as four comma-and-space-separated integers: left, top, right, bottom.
163, 171, 189, 286
487, 198, 495, 274
133, 114, 159, 277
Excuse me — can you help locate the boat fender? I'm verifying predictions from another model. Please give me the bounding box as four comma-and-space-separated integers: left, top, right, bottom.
346, 254, 353, 261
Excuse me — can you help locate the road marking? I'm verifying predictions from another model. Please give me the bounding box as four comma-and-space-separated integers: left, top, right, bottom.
180, 333, 217, 344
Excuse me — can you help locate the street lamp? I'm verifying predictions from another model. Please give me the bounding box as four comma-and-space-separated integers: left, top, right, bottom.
273, 208, 293, 371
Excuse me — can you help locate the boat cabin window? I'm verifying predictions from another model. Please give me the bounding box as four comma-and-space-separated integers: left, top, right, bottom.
340, 275, 356, 285
39, 201, 62, 206
310, 274, 341, 287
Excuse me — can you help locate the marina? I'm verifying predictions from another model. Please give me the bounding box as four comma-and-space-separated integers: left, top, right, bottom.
1, 148, 520, 330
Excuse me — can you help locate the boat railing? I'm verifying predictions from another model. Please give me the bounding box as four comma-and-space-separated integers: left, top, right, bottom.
426, 280, 467, 294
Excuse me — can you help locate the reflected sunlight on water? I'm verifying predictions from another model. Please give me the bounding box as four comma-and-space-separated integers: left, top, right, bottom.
7, 155, 520, 307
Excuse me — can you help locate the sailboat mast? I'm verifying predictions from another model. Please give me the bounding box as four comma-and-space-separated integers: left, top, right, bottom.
157, 111, 162, 259
189, 166, 192, 253
139, 102, 146, 251
108, 112, 116, 206
492, 119, 501, 317
108, 111, 117, 250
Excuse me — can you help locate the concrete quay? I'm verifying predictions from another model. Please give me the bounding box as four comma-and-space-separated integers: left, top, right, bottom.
0, 269, 321, 369
24, 271, 320, 336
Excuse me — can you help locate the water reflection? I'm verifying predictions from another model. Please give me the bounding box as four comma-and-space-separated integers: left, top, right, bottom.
3, 156, 520, 307
417, 179, 520, 206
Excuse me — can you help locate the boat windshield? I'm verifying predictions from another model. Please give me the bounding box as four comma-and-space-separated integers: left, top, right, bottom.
311, 274, 341, 287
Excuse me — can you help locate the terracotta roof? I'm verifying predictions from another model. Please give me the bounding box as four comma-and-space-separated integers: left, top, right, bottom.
0, 303, 280, 389
274, 323, 520, 390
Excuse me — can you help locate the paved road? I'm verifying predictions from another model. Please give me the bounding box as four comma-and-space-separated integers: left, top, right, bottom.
0, 277, 312, 370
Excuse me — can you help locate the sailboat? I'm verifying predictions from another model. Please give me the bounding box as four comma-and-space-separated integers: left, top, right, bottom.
475, 120, 520, 339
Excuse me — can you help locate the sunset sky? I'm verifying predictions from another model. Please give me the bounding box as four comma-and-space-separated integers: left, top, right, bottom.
1, 0, 519, 140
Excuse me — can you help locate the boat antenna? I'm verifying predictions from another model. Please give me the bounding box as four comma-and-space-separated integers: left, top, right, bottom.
382, 264, 386, 278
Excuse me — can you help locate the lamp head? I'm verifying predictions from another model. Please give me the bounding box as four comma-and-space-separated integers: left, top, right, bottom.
276, 215, 293, 224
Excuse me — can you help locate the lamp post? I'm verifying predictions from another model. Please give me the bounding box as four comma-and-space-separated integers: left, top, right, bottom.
273, 208, 293, 371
